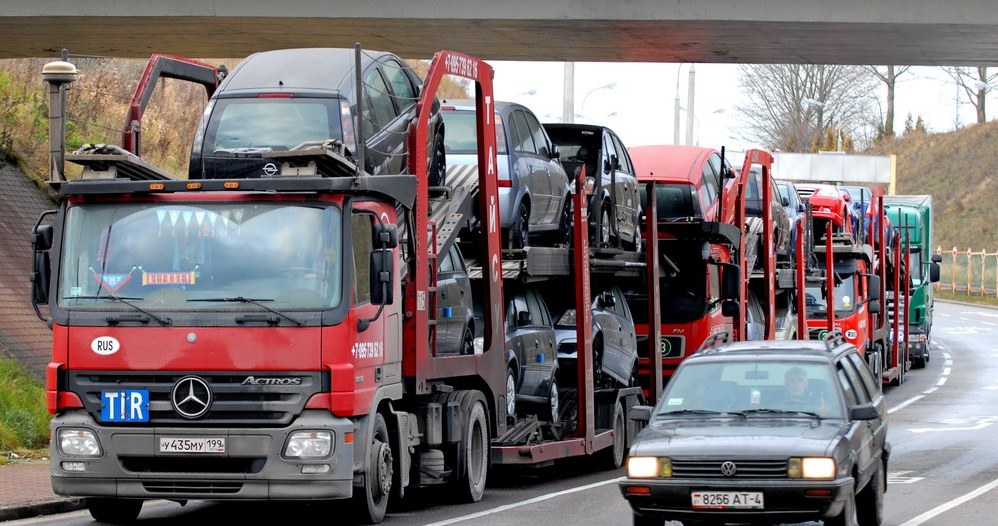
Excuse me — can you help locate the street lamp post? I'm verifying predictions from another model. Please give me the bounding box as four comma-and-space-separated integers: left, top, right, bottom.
580, 82, 617, 118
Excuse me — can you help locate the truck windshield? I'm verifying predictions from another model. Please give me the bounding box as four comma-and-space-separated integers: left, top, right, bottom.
805, 274, 856, 317
58, 202, 342, 311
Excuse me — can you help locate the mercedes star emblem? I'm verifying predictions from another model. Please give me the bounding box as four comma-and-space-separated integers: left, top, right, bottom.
171, 376, 212, 419
720, 461, 737, 477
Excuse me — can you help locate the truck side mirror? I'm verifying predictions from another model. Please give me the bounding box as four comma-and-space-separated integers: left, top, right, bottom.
868, 300, 882, 314
31, 252, 51, 305
865, 274, 881, 302
721, 300, 740, 318
374, 224, 398, 249
30, 224, 54, 315
930, 262, 941, 283
369, 249, 394, 305
517, 311, 532, 327
628, 405, 653, 424
931, 254, 943, 263
718, 262, 741, 301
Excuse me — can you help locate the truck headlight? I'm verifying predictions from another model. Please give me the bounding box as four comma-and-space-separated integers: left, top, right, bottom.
788, 457, 835, 479
627, 456, 671, 478
58, 428, 102, 457
284, 431, 332, 458
911, 333, 928, 343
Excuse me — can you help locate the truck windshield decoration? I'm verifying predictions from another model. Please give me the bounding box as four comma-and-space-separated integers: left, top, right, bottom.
59, 202, 342, 311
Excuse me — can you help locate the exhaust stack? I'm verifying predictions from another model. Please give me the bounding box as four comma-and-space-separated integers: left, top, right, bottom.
41, 56, 77, 182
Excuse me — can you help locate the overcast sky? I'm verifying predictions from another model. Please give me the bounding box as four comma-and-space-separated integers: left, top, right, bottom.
486, 61, 981, 152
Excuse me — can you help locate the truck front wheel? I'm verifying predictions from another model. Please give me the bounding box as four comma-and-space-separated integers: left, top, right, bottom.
355, 413, 392, 524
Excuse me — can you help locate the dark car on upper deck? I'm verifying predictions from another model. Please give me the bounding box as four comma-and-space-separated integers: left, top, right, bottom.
620, 336, 888, 526
189, 48, 446, 184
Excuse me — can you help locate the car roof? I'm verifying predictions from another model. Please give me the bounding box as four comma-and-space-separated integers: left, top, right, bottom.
219, 48, 392, 95
629, 145, 715, 184
690, 339, 853, 362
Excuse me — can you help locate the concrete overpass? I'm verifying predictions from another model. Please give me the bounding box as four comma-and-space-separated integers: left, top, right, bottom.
3, 1, 998, 64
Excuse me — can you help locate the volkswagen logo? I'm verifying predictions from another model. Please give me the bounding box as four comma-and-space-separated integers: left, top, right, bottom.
171, 376, 212, 419
262, 162, 279, 176
720, 461, 738, 477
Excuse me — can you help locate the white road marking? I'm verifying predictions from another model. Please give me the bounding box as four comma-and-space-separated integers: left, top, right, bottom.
420, 476, 625, 526
899, 476, 998, 526
939, 312, 952, 317
888, 353, 951, 415
959, 317, 970, 321
909, 416, 998, 434
982, 321, 997, 326
888, 471, 926, 484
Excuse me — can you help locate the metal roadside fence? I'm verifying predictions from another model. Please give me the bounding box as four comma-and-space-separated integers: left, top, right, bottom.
937, 247, 998, 297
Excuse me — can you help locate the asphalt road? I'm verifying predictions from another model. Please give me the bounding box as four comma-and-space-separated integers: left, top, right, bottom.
11, 300, 997, 526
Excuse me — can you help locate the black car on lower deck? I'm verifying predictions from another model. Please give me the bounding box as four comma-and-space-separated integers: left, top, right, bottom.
620, 337, 888, 526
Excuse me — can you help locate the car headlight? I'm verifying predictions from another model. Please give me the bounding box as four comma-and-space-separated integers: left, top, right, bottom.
284, 431, 332, 458
627, 456, 671, 478
788, 457, 835, 479
58, 428, 102, 457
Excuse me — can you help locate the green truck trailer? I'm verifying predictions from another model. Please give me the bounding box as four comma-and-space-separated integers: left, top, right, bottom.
884, 195, 942, 368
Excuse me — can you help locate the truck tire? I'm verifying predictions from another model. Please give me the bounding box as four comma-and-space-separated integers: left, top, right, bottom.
600, 400, 626, 469
87, 498, 143, 524
456, 391, 490, 502
911, 355, 926, 369
354, 412, 392, 524
857, 462, 885, 526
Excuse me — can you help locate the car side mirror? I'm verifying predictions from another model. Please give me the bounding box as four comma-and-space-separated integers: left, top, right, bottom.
849, 403, 880, 421
517, 311, 532, 327
628, 405, 653, 424
551, 143, 561, 160
931, 254, 943, 263
798, 202, 806, 213
781, 196, 790, 207
600, 291, 616, 308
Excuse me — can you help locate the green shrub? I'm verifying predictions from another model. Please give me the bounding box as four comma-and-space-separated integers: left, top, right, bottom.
0, 356, 50, 451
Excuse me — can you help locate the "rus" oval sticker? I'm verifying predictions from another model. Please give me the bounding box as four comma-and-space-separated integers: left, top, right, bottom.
91, 336, 120, 356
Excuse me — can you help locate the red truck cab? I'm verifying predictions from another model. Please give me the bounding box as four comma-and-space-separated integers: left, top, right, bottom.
628, 146, 741, 377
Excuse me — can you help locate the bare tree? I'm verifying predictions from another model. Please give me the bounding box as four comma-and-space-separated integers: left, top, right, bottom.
865, 65, 912, 138
945, 66, 997, 125
736, 64, 879, 152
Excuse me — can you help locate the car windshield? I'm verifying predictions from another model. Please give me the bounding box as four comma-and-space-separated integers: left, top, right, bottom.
658, 361, 844, 418
203, 97, 345, 154
441, 110, 508, 154
805, 274, 857, 316
58, 201, 343, 310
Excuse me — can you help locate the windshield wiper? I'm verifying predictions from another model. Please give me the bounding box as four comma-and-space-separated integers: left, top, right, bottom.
742, 408, 822, 419
66, 295, 171, 326
657, 409, 746, 418
189, 296, 303, 326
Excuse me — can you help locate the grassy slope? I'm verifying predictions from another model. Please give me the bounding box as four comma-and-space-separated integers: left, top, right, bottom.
867, 121, 998, 251
0, 356, 49, 454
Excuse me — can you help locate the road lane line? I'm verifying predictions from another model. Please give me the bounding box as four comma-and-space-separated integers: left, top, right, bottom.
959, 317, 970, 321
899, 476, 998, 526
889, 352, 951, 414
983, 321, 997, 326
420, 476, 625, 526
